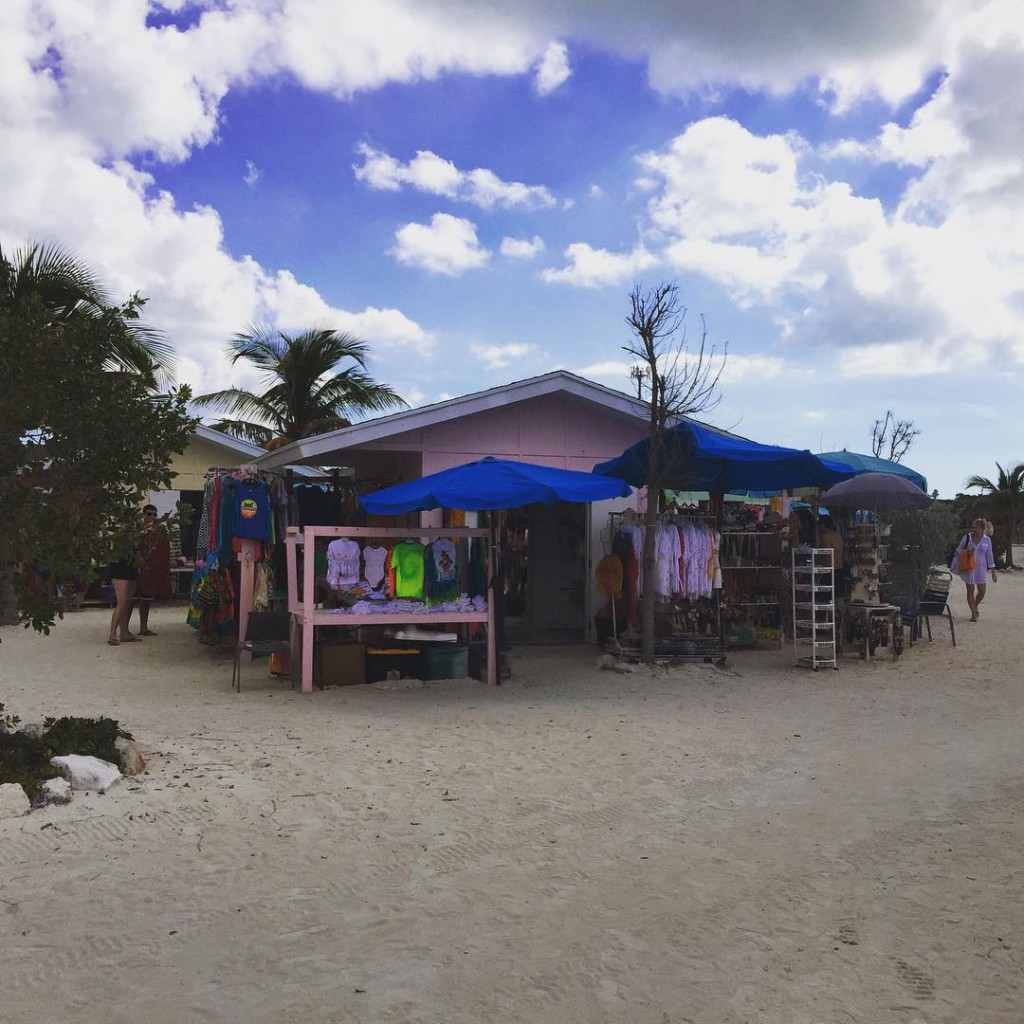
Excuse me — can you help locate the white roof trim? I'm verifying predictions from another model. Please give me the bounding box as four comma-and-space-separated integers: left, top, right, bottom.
194, 424, 326, 477
252, 370, 650, 469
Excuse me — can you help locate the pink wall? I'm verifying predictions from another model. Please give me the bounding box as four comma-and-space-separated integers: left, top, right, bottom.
355, 393, 647, 475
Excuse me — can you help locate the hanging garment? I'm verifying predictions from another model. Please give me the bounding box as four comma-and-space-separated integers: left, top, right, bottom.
594, 554, 623, 600
468, 536, 488, 599
390, 541, 426, 599
613, 527, 638, 631
232, 479, 272, 540
424, 537, 459, 606
362, 544, 390, 596
327, 538, 362, 588
653, 522, 682, 596
252, 562, 271, 612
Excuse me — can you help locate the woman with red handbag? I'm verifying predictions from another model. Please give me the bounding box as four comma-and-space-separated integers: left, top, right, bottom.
951, 518, 998, 621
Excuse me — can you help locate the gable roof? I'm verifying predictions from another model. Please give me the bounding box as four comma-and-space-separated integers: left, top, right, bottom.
251, 370, 651, 469
194, 424, 326, 477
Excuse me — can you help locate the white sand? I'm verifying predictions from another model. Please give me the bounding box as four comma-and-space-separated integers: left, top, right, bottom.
2, 578, 1022, 1024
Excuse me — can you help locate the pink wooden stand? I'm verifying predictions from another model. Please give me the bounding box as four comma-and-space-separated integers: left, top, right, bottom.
285, 525, 496, 694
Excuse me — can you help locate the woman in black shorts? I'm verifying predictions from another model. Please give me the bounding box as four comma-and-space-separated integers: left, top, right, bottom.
107, 558, 139, 645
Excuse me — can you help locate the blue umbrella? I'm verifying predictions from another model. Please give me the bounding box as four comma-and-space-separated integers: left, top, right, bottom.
818, 450, 927, 492
359, 457, 632, 514
593, 419, 854, 492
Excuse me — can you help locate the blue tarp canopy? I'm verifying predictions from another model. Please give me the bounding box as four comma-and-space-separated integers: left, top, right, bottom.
818, 450, 928, 492
592, 420, 854, 492
359, 457, 632, 515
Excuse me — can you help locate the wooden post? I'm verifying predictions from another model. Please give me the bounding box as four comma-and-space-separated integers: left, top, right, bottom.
237, 538, 257, 646
301, 525, 316, 694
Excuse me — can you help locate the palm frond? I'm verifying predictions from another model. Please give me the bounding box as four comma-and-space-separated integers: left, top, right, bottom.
204, 419, 274, 447
192, 388, 281, 427
966, 475, 996, 491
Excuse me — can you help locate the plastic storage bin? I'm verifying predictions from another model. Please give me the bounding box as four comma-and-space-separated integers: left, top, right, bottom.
422, 644, 469, 680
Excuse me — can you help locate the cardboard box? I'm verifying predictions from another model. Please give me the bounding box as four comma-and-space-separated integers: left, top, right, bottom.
317, 641, 367, 687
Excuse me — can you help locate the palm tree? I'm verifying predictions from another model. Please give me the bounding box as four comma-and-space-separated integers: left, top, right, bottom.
965, 461, 1024, 568
0, 241, 175, 385
192, 325, 406, 446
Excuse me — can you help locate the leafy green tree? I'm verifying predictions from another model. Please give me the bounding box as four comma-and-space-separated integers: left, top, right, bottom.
0, 241, 175, 386
192, 325, 406, 446
1, 284, 195, 632
965, 462, 1024, 568
884, 502, 958, 604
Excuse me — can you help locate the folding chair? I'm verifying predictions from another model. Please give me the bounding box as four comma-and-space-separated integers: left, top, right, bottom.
232, 611, 293, 692
903, 570, 956, 647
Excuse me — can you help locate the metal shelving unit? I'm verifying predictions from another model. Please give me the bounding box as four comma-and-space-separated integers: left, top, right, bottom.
792, 546, 838, 670
720, 529, 786, 648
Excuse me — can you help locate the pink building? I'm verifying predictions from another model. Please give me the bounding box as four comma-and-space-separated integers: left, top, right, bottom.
255, 371, 649, 642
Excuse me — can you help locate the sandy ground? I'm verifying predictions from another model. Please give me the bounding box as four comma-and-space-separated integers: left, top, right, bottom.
1, 578, 1022, 1024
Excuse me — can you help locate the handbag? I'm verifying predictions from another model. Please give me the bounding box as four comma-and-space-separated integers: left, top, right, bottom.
958, 536, 976, 572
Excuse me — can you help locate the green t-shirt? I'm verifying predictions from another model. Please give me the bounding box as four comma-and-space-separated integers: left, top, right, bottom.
390, 542, 425, 598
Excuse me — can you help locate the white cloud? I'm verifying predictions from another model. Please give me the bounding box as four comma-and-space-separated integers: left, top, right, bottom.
263, 271, 434, 354
630, 62, 1024, 367
392, 213, 490, 276
0, 129, 433, 394
534, 41, 571, 95
244, 160, 261, 186
718, 354, 787, 384
355, 144, 556, 210
541, 243, 658, 288
837, 341, 953, 378
471, 342, 537, 369
578, 360, 633, 378
500, 235, 545, 259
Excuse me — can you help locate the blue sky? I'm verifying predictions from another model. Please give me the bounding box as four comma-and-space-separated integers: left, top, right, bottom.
3, 1, 1023, 497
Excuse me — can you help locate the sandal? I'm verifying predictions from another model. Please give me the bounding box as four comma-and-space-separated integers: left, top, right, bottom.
139, 629, 157, 636
120, 634, 141, 642
107, 638, 120, 646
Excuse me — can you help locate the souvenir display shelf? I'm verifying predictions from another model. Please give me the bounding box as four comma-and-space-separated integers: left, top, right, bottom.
791, 546, 838, 670
285, 525, 495, 693
720, 529, 787, 649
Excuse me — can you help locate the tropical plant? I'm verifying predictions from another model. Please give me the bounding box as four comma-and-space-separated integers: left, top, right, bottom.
1, 274, 195, 631
192, 325, 406, 446
965, 462, 1024, 568
0, 241, 175, 386
884, 502, 958, 604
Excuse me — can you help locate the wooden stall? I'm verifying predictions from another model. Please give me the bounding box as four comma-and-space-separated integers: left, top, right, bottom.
285, 525, 496, 694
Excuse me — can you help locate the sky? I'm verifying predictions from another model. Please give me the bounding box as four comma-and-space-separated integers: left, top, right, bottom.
3, 0, 1023, 498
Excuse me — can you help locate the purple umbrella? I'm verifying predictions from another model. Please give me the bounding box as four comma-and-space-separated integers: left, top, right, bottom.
819, 472, 931, 511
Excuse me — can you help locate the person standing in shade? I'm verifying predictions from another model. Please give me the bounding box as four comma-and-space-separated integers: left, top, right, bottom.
132, 504, 173, 635
107, 555, 139, 646
817, 513, 846, 595
951, 518, 997, 621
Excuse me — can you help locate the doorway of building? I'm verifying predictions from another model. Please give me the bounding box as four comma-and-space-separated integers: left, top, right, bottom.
501, 500, 588, 644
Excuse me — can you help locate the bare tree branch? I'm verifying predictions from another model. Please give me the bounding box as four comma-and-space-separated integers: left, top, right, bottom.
870, 410, 921, 463
622, 281, 727, 661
